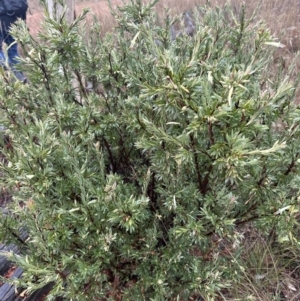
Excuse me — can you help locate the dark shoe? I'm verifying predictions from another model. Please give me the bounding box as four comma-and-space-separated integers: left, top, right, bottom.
13, 71, 28, 84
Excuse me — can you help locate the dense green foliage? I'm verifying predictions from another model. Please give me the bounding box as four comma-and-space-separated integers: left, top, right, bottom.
0, 1, 299, 300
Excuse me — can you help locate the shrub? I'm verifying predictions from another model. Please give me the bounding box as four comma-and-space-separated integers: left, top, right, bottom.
0, 0, 299, 300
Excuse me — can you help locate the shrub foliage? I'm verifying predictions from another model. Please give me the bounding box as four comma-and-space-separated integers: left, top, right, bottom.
0, 0, 299, 300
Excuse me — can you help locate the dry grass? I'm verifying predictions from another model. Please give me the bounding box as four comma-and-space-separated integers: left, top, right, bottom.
26, 0, 300, 77
27, 0, 300, 52
216, 225, 300, 301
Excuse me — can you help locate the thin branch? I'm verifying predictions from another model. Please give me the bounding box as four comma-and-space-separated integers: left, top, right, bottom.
208, 121, 215, 146
102, 136, 116, 172
190, 134, 203, 193
201, 164, 213, 195
284, 152, 299, 176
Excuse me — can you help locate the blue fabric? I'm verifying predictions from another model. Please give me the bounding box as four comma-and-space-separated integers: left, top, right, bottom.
0, 16, 19, 66
0, 30, 20, 66
0, 11, 27, 82
0, 12, 26, 67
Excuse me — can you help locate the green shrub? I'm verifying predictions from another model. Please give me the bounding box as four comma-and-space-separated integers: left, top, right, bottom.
0, 1, 299, 300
